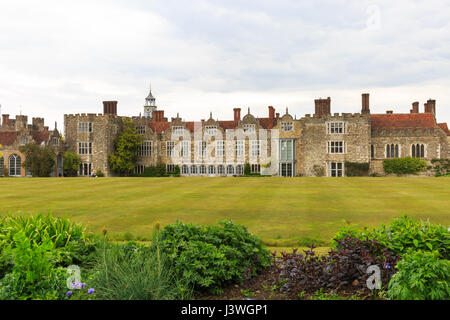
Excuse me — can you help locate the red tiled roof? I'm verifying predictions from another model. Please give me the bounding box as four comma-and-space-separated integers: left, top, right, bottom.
257, 117, 277, 129
148, 122, 171, 134
218, 120, 238, 130
0, 132, 17, 146
438, 123, 450, 136
371, 113, 436, 130
31, 131, 51, 145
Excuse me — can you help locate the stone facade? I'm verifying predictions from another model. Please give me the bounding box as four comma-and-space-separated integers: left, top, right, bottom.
0, 114, 64, 177
6, 90, 448, 178
61, 91, 450, 177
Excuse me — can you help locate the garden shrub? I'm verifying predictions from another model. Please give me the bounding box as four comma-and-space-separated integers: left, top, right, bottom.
387, 250, 449, 300
91, 240, 191, 300
157, 220, 271, 294
0, 231, 67, 300
0, 214, 96, 280
332, 216, 450, 259
272, 237, 399, 297
383, 157, 427, 175
344, 162, 369, 177
430, 158, 450, 177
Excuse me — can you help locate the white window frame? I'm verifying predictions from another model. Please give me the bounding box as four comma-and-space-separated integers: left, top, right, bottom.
281, 122, 293, 132
327, 141, 345, 154
235, 140, 244, 157
78, 142, 92, 155
166, 141, 175, 157
136, 126, 146, 135
251, 140, 260, 157
326, 122, 346, 134
181, 141, 190, 157
243, 124, 255, 133
78, 122, 92, 133
328, 162, 344, 177
198, 141, 207, 158
139, 141, 152, 157
205, 126, 217, 135
216, 140, 225, 157
172, 126, 184, 135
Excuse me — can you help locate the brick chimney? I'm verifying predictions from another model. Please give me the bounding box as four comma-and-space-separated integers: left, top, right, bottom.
425, 99, 436, 116
361, 93, 370, 114
268, 106, 275, 120
233, 108, 241, 122
314, 97, 331, 116
411, 102, 419, 114
276, 113, 280, 120
103, 101, 118, 115
2, 114, 9, 127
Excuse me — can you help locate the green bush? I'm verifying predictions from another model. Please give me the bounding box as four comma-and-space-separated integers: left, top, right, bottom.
140, 163, 167, 177
244, 163, 251, 175
387, 250, 449, 300
91, 240, 191, 300
0, 231, 67, 300
0, 213, 95, 278
96, 170, 105, 177
430, 159, 450, 177
383, 157, 427, 175
344, 162, 369, 177
157, 220, 271, 294
332, 216, 450, 259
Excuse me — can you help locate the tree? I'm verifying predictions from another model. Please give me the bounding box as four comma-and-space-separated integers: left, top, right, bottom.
108, 120, 143, 176
63, 152, 81, 177
19, 144, 56, 177
244, 163, 251, 175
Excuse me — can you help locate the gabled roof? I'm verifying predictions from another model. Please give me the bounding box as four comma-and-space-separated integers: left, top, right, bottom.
31, 131, 51, 145
370, 113, 436, 130
438, 123, 450, 136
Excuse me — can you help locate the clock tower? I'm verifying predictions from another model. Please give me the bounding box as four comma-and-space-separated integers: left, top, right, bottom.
144, 85, 156, 118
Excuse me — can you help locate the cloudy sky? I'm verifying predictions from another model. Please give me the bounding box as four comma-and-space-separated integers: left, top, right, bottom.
0, 0, 449, 133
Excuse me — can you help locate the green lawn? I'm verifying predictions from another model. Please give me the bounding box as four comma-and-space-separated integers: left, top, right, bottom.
1, 177, 449, 246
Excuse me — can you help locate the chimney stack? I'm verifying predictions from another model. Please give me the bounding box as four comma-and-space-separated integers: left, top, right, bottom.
361, 93, 370, 114
411, 102, 419, 114
314, 97, 331, 116
268, 106, 275, 120
425, 99, 436, 116
233, 108, 241, 122
2, 114, 9, 127
103, 101, 117, 115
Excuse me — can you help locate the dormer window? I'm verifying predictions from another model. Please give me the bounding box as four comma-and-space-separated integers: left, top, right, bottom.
243, 124, 255, 133
205, 126, 217, 135
281, 122, 293, 132
172, 126, 184, 135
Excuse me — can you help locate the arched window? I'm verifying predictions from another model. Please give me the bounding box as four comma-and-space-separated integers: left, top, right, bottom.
0, 157, 4, 176
370, 145, 374, 159
182, 165, 189, 175
9, 154, 21, 177
190, 165, 198, 175
236, 165, 243, 175
386, 145, 390, 158
208, 165, 215, 175
386, 144, 400, 158
411, 144, 425, 158
217, 165, 224, 175
227, 165, 234, 175
199, 165, 206, 175
395, 144, 399, 158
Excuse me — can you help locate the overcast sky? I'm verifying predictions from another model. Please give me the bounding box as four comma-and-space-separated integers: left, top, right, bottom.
0, 0, 449, 134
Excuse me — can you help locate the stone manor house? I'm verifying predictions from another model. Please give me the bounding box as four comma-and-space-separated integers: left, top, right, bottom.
1, 89, 449, 177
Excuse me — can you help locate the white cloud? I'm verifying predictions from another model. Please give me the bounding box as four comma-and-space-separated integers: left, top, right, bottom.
0, 0, 449, 132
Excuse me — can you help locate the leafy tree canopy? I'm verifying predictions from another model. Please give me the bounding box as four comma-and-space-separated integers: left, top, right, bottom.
19, 144, 56, 177
108, 120, 143, 176
63, 152, 81, 177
